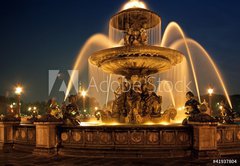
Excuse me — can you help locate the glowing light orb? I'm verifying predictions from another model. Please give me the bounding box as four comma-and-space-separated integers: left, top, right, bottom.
15, 86, 23, 95
208, 88, 214, 96
122, 0, 147, 10
81, 90, 87, 98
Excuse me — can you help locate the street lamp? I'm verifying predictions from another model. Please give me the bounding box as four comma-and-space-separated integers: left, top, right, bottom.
208, 87, 214, 116
15, 85, 23, 117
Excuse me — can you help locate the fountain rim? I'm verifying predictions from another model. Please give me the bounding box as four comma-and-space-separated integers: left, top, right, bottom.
89, 45, 184, 76
89, 45, 184, 64
109, 8, 161, 31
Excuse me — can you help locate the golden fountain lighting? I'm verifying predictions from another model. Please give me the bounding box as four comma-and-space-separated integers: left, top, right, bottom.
208, 88, 214, 96
81, 90, 87, 98
122, 0, 147, 11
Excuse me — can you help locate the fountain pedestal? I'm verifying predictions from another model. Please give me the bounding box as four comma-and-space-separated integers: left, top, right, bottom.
33, 122, 63, 156
189, 122, 219, 159
0, 122, 20, 152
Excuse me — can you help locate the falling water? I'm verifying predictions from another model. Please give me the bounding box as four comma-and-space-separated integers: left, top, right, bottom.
65, 34, 114, 100
157, 80, 176, 111
159, 57, 189, 108
171, 38, 232, 108
161, 22, 201, 103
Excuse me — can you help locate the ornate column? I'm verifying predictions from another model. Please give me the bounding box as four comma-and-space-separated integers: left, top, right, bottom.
0, 121, 20, 152
34, 122, 62, 155
189, 122, 219, 159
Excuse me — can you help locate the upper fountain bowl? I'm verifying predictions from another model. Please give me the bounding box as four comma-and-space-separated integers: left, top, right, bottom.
89, 46, 184, 78
110, 8, 161, 31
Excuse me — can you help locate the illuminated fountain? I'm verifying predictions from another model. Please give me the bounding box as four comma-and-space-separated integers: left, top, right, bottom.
65, 0, 232, 125
2, 0, 239, 160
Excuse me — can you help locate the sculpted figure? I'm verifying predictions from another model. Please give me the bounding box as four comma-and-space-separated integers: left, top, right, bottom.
216, 100, 235, 124
124, 28, 134, 46
142, 77, 161, 116
63, 95, 81, 126
132, 30, 141, 46
140, 28, 148, 45
185, 91, 200, 119
113, 77, 128, 118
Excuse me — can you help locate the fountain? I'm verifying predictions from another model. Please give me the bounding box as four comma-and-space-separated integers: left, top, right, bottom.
64, 1, 233, 125
89, 7, 183, 124
1, 0, 240, 160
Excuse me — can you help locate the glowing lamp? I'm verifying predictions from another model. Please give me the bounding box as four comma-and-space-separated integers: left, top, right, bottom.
208, 88, 214, 96
15, 86, 23, 95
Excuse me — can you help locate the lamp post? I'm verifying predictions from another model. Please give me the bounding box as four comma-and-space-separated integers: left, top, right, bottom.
208, 87, 214, 116
15, 86, 23, 117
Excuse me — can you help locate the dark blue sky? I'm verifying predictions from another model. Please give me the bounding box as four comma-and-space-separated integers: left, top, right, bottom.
0, 0, 240, 102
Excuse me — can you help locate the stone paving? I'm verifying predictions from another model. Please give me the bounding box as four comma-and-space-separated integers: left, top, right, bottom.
0, 151, 239, 166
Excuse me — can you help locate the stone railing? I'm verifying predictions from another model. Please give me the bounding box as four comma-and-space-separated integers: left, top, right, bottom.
13, 124, 36, 152
217, 124, 240, 155
1, 121, 240, 158
59, 125, 193, 158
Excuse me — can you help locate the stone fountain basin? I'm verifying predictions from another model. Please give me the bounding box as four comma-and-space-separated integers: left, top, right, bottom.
89, 46, 183, 77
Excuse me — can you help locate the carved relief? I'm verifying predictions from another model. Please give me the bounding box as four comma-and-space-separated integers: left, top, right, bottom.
21, 130, 26, 139
115, 132, 128, 144
178, 132, 189, 144
99, 132, 112, 144
61, 132, 69, 142
225, 130, 234, 142
130, 131, 143, 144
163, 131, 175, 144
147, 132, 159, 144
72, 132, 81, 142
85, 132, 98, 144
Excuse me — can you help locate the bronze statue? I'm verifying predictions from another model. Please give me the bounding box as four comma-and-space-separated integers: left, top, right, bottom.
95, 76, 176, 124
185, 91, 200, 119
182, 92, 217, 124
216, 100, 235, 124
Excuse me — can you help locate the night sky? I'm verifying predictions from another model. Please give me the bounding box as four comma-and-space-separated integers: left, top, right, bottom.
0, 0, 240, 102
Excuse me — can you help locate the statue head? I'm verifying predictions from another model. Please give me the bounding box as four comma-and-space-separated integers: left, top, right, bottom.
186, 91, 194, 100
199, 104, 207, 113
131, 75, 139, 83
